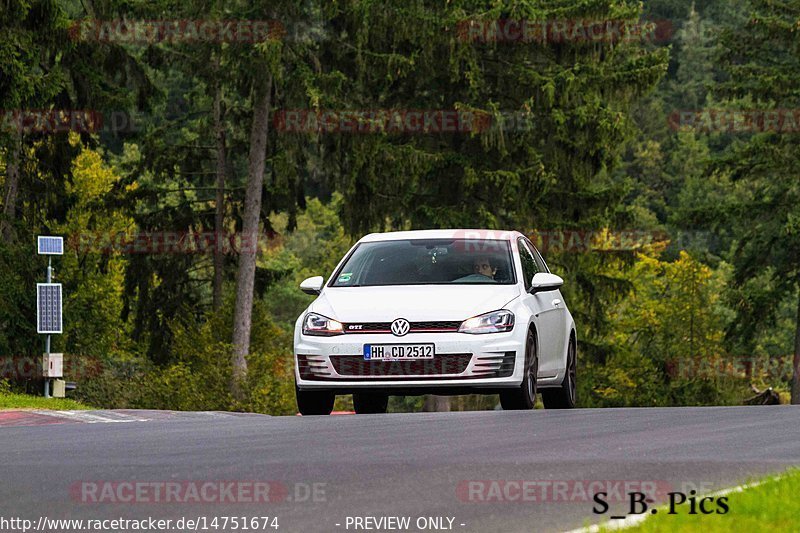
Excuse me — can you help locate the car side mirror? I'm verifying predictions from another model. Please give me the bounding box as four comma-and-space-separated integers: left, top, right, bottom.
530, 272, 564, 294
299, 276, 324, 295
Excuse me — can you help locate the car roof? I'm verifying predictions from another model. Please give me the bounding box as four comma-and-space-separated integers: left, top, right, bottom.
358, 229, 524, 243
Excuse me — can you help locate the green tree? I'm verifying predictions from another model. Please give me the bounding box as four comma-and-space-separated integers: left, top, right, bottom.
664, 3, 714, 111
0, 0, 149, 359
714, 0, 800, 403
51, 136, 133, 359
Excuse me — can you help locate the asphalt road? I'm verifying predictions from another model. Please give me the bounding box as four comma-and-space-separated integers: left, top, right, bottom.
1, 406, 799, 532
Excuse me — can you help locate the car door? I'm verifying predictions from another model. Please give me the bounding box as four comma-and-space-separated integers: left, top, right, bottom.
528, 240, 568, 367
517, 238, 565, 378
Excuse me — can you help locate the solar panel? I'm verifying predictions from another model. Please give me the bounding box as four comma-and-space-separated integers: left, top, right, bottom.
37, 283, 62, 334
38, 236, 64, 255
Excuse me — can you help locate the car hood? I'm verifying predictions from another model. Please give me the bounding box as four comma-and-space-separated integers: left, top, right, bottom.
310, 285, 521, 322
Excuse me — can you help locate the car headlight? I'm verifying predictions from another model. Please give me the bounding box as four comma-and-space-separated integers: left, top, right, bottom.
302, 312, 344, 336
458, 310, 515, 334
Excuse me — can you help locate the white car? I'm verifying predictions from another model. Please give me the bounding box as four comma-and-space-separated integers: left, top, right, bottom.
293, 229, 577, 415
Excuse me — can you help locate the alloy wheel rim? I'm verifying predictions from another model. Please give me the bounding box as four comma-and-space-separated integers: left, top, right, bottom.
567, 343, 576, 404
526, 342, 537, 402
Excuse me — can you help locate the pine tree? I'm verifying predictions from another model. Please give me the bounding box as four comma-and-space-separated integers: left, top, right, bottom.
715, 0, 800, 403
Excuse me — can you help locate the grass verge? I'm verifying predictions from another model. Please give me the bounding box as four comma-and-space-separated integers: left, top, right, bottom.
0, 391, 93, 410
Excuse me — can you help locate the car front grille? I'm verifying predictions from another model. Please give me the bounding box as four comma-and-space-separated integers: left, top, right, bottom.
297, 351, 516, 381
342, 321, 461, 334
331, 353, 472, 377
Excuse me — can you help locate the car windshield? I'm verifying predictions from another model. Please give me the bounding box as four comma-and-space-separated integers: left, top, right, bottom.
331, 239, 516, 286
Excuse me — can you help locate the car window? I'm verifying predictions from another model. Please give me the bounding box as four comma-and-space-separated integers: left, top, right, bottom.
330, 239, 516, 286
517, 238, 540, 290
525, 239, 549, 273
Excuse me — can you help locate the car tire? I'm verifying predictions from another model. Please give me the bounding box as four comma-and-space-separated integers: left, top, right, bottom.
296, 384, 335, 416
542, 337, 577, 409
353, 392, 389, 414
500, 330, 538, 410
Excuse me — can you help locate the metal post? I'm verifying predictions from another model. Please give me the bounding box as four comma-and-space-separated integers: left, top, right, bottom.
44, 334, 50, 398
44, 257, 52, 399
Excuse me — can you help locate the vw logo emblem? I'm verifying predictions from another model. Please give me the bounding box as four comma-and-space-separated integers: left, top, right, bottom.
390, 318, 410, 337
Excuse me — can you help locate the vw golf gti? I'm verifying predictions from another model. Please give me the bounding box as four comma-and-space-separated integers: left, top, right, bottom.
294, 229, 577, 414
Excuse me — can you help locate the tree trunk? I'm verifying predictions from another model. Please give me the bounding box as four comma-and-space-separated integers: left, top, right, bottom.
1, 136, 21, 242
231, 73, 272, 399
792, 288, 800, 405
212, 77, 227, 311
423, 395, 451, 412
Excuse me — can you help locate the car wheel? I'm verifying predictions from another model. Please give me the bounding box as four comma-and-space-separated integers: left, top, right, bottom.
500, 330, 537, 410
353, 392, 389, 414
296, 384, 335, 415
542, 337, 577, 409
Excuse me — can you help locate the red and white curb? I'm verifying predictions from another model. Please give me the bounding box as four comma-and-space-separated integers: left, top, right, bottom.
0, 410, 150, 427
0, 409, 268, 427
36, 410, 151, 424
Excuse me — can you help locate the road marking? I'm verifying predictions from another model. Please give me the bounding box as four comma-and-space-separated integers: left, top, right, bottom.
36, 410, 150, 423
0, 410, 151, 426
563, 476, 780, 533
0, 409, 265, 427
0, 411, 66, 427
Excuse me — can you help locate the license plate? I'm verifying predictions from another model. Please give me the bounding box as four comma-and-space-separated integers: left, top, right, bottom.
363, 344, 435, 361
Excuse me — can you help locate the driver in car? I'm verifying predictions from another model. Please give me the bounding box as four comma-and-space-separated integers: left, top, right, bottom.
473, 256, 498, 279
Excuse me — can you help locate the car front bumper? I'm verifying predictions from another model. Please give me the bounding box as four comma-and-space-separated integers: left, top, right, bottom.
294, 330, 528, 391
